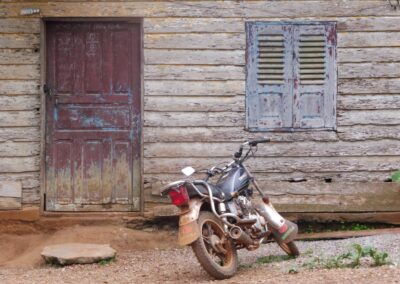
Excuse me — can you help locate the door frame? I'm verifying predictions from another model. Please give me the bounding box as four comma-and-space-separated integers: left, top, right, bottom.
39, 18, 144, 214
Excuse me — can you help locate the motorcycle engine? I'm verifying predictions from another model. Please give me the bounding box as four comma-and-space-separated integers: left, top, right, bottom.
236, 196, 266, 232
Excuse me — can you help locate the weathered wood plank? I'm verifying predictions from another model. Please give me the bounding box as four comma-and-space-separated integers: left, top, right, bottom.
22, 187, 40, 204
263, 182, 400, 212
339, 78, 400, 94
144, 156, 400, 174
144, 18, 244, 33
0, 111, 40, 127
144, 126, 339, 143
145, 80, 244, 96
338, 125, 400, 141
144, 65, 245, 81
144, 96, 244, 112
0, 181, 21, 198
339, 63, 400, 79
2, 1, 396, 18
147, 48, 400, 66
339, 32, 400, 48
144, 170, 393, 187
0, 127, 40, 142
146, 17, 400, 34
0, 18, 40, 33
0, 80, 39, 95
0, 141, 40, 157
0, 197, 21, 210
145, 180, 400, 212
338, 95, 400, 110
0, 65, 40, 80
0, 34, 39, 49
240, 1, 399, 18
338, 48, 400, 63
144, 33, 244, 49
0, 95, 40, 111
0, 173, 40, 189
144, 140, 400, 158
285, 212, 400, 225
0, 49, 39, 65
338, 110, 400, 126
0, 156, 39, 173
337, 16, 400, 32
150, 32, 400, 50
145, 49, 245, 65
144, 112, 244, 127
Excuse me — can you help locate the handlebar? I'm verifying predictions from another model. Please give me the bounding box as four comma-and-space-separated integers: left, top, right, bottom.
234, 138, 270, 159
248, 138, 270, 146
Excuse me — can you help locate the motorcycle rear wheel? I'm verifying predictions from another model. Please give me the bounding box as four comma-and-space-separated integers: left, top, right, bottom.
191, 211, 238, 280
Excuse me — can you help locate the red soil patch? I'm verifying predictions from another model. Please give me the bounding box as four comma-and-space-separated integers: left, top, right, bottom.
0, 223, 178, 268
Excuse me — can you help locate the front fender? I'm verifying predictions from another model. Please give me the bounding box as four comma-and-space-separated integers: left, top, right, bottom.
178, 198, 203, 246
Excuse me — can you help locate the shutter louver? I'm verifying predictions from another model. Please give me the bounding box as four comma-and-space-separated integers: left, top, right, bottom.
299, 34, 326, 85
293, 24, 336, 129
257, 34, 285, 85
246, 22, 336, 131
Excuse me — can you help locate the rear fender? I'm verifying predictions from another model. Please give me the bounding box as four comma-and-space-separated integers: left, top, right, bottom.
178, 198, 203, 246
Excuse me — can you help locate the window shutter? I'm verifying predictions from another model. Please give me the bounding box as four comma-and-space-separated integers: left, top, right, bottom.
292, 23, 337, 129
246, 23, 293, 131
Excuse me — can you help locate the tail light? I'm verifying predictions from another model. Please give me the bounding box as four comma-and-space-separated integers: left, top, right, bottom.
168, 185, 189, 207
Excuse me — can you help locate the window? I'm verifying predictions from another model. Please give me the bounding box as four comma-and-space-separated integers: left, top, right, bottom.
245, 22, 337, 131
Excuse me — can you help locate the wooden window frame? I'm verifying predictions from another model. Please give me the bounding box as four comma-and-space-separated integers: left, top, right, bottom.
245, 21, 337, 132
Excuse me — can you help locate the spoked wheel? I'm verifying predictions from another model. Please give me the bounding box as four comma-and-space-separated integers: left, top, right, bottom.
278, 241, 300, 257
191, 211, 238, 279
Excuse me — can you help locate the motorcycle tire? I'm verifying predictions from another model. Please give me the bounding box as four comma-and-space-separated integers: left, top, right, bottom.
191, 211, 238, 280
278, 241, 300, 257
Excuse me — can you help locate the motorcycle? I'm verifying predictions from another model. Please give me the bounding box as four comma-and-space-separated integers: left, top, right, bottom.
161, 138, 299, 279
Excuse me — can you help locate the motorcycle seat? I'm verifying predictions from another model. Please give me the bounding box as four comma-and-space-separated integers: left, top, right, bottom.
187, 182, 223, 199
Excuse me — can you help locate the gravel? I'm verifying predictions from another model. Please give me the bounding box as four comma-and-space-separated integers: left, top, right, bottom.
0, 234, 399, 284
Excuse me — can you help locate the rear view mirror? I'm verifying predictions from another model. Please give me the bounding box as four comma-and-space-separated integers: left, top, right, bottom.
181, 166, 195, 177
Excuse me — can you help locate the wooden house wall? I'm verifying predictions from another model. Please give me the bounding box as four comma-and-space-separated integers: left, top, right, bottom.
0, 1, 399, 212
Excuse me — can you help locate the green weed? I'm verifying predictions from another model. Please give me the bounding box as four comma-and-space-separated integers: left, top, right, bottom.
303, 244, 391, 270
391, 171, 400, 183
256, 255, 294, 265
97, 258, 114, 266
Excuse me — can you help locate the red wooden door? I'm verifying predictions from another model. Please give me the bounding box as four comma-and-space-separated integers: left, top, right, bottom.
45, 21, 141, 211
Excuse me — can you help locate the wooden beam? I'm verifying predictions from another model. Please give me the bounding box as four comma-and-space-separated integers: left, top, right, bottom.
296, 228, 400, 240
284, 212, 400, 225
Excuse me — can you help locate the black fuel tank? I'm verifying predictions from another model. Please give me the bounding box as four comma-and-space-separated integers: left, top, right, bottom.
216, 166, 250, 197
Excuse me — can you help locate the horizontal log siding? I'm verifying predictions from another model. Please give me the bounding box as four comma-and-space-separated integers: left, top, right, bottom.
0, 13, 41, 204
0, 1, 399, 212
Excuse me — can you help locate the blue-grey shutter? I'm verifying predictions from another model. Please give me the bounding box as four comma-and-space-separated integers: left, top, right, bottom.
246, 22, 293, 131
292, 23, 337, 129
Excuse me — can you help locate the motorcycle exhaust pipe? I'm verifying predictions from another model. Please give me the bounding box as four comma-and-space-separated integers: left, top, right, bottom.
229, 227, 256, 246
255, 202, 298, 244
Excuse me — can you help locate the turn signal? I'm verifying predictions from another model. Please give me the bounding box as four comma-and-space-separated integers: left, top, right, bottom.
168, 185, 189, 206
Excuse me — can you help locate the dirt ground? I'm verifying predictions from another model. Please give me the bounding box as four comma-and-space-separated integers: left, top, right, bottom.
0, 223, 399, 283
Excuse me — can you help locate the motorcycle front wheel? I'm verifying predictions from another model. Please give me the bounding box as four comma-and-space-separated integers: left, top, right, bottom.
278, 241, 300, 257
191, 211, 238, 280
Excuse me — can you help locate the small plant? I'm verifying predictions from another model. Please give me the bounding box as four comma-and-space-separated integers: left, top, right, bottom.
288, 266, 299, 274
302, 256, 322, 269
239, 263, 253, 270
391, 171, 400, 184
302, 244, 391, 270
303, 249, 314, 256
350, 223, 371, 231
98, 257, 114, 266
256, 255, 294, 264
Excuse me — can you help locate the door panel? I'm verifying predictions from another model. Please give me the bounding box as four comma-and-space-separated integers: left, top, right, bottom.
45, 21, 141, 211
